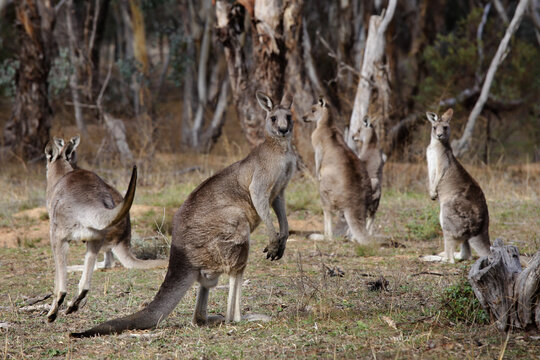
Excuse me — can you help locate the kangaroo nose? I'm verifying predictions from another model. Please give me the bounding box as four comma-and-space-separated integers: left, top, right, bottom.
279, 127, 289, 135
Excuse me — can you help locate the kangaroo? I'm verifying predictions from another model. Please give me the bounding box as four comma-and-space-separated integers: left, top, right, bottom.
302, 97, 372, 245
70, 91, 296, 338
425, 109, 491, 263
352, 117, 385, 235
44, 137, 166, 322
53, 136, 116, 270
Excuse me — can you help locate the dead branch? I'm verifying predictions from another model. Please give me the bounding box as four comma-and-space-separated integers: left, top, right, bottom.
469, 239, 540, 331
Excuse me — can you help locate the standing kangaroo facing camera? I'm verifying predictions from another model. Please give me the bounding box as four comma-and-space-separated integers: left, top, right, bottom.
352, 117, 385, 235
425, 109, 491, 263
303, 97, 372, 245
44, 136, 167, 322
71, 91, 296, 338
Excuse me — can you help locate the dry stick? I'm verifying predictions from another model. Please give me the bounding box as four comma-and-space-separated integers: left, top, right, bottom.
452, 0, 530, 157
498, 331, 511, 360
475, 3, 491, 84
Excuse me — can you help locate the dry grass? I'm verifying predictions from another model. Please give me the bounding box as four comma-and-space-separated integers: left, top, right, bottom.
0, 155, 539, 359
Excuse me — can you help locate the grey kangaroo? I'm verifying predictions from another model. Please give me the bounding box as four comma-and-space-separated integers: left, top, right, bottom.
71, 91, 296, 337
352, 117, 385, 234
303, 97, 372, 245
45, 136, 166, 322
425, 109, 491, 263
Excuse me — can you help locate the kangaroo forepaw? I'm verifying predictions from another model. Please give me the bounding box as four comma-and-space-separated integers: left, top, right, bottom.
263, 238, 286, 261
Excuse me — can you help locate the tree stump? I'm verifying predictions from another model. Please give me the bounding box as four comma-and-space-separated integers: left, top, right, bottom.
468, 238, 540, 331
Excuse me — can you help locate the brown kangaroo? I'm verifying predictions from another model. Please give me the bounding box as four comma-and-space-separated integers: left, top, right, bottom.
71, 91, 296, 337
45, 136, 166, 322
425, 109, 491, 263
303, 97, 372, 244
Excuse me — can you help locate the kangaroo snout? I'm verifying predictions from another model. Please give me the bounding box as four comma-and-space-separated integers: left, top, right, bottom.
278, 127, 289, 136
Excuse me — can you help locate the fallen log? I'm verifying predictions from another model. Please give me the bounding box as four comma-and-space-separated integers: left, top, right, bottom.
468, 238, 540, 331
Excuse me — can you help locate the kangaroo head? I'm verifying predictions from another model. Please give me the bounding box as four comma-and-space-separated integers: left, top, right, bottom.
302, 96, 328, 124
426, 109, 453, 143
353, 116, 377, 145
256, 91, 293, 138
44, 135, 80, 171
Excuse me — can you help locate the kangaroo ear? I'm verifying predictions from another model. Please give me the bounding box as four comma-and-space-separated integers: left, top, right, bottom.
64, 134, 80, 162
363, 116, 371, 127
442, 108, 453, 122
317, 96, 326, 107
44, 140, 58, 162
426, 112, 438, 124
256, 91, 273, 112
53, 137, 65, 151
280, 92, 293, 109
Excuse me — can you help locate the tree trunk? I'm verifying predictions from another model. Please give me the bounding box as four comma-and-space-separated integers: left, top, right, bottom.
2, 0, 55, 161
65, 0, 88, 136
216, 0, 288, 147
452, 0, 529, 157
469, 239, 540, 331
128, 0, 154, 158
347, 0, 397, 152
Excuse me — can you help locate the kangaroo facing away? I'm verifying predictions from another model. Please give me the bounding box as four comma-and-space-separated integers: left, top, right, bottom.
44, 136, 167, 322
71, 91, 296, 338
303, 97, 372, 245
425, 109, 491, 263
352, 117, 385, 235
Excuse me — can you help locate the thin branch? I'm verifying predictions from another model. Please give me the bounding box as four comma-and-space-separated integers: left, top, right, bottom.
493, 0, 509, 24
54, 0, 68, 14
88, 0, 101, 58
96, 57, 114, 111
378, 0, 397, 34
476, 3, 491, 84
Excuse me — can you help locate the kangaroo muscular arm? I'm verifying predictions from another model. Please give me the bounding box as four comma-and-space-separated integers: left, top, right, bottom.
271, 190, 288, 238
249, 174, 277, 241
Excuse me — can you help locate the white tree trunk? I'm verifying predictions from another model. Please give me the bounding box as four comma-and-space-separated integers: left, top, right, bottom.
347, 0, 396, 150
452, 0, 529, 157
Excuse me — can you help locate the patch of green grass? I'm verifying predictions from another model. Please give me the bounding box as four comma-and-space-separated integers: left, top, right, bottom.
138, 182, 198, 209
286, 179, 321, 214
441, 279, 489, 325
402, 205, 441, 241
355, 244, 379, 257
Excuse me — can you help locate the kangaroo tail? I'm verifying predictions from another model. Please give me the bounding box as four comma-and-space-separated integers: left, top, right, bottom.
103, 166, 138, 229
112, 241, 168, 269
70, 248, 196, 338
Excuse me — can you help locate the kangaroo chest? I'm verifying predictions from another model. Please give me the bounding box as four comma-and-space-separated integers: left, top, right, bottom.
426, 141, 445, 185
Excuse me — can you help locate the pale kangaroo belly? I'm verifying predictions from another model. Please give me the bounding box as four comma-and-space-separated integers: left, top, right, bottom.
426, 146, 438, 186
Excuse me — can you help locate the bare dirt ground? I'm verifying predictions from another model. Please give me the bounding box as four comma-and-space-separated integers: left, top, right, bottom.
0, 156, 539, 359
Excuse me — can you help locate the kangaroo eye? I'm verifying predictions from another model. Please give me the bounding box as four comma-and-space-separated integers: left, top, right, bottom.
271, 116, 276, 123
432, 126, 436, 130
443, 126, 448, 130
286, 114, 291, 122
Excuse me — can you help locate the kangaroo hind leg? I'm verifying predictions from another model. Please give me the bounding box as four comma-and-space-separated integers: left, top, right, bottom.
47, 238, 69, 322
66, 240, 102, 314
193, 271, 221, 326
